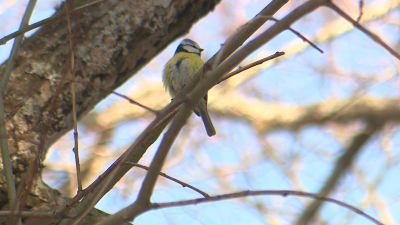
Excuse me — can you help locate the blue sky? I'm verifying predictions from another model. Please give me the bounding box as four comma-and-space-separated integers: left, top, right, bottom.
1, 0, 399, 224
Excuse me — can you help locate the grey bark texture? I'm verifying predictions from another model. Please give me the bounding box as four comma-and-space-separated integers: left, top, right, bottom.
0, 0, 220, 223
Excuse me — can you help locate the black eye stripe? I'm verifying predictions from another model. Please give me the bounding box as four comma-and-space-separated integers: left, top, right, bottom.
186, 44, 198, 49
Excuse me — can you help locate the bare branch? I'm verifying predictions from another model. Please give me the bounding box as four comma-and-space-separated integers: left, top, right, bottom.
60, 0, 290, 223
65, 0, 83, 194
209, 0, 289, 68
295, 122, 384, 224
357, 0, 364, 22
128, 163, 210, 198
326, 1, 400, 60
268, 17, 324, 53
95, 0, 325, 224
218, 51, 285, 84
68, 79, 159, 114
0, 0, 107, 45
0, 1, 37, 225
152, 190, 384, 225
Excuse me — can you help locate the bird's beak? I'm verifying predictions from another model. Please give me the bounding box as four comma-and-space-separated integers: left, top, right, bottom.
200, 48, 204, 52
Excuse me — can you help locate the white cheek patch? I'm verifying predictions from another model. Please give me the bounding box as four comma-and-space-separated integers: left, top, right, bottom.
183, 45, 200, 54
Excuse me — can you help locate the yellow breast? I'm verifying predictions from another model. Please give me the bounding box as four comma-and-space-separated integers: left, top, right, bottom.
163, 52, 204, 97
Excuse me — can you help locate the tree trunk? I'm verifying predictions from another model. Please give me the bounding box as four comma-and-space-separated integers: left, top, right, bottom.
0, 0, 220, 224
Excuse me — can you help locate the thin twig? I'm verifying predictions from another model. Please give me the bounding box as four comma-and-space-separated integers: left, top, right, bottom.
210, 0, 289, 69
152, 190, 384, 225
357, 0, 364, 22
54, 101, 181, 220
218, 51, 285, 84
0, 95, 19, 225
265, 17, 324, 53
19, 12, 80, 223
0, 0, 107, 45
68, 104, 183, 225
65, 0, 83, 193
59, 1, 289, 223
70, 0, 108, 13
326, 1, 400, 60
67, 79, 159, 114
127, 163, 210, 198
96, 1, 325, 224
0, 1, 37, 225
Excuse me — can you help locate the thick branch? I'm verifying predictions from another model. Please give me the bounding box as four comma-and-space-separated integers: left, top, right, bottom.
0, 0, 220, 223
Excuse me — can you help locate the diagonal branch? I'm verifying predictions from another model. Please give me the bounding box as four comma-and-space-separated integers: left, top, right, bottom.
58, 0, 289, 224
295, 121, 384, 225
95, 0, 326, 224
325, 1, 400, 60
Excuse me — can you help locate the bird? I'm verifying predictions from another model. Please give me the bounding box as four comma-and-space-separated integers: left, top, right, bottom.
162, 38, 216, 137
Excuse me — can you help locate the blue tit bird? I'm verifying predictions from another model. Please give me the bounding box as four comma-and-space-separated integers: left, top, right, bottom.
163, 39, 216, 137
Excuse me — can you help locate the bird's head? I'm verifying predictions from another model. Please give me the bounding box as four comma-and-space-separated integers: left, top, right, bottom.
175, 38, 204, 55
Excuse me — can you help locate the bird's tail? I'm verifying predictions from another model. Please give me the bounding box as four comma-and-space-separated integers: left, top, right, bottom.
198, 105, 216, 137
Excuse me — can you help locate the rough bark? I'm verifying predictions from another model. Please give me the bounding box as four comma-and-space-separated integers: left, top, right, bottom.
0, 0, 220, 223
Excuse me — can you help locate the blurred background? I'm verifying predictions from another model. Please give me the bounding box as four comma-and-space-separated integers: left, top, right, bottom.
1, 0, 399, 224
